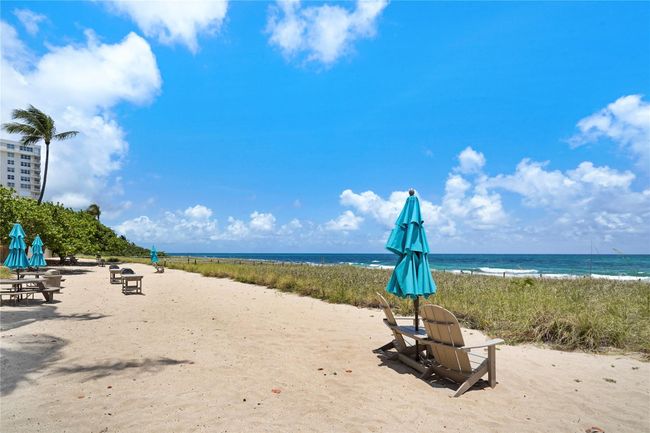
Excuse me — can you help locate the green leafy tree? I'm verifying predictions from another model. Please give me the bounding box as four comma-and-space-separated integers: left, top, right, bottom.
0, 187, 150, 261
2, 105, 79, 204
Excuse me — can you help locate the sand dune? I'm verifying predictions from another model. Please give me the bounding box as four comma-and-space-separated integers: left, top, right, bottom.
1, 263, 648, 432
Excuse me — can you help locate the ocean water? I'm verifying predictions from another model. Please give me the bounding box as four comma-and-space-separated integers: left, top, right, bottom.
171, 253, 650, 280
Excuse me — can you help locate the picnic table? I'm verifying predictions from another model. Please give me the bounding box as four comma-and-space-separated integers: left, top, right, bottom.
17, 271, 47, 279
0, 278, 59, 305
121, 275, 143, 294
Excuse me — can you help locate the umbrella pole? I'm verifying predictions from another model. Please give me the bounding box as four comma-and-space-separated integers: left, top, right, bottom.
414, 297, 419, 331
414, 297, 420, 361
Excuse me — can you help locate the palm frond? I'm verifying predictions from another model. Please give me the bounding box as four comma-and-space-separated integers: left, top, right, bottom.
21, 136, 44, 146
2, 122, 40, 136
11, 105, 51, 139
54, 130, 79, 141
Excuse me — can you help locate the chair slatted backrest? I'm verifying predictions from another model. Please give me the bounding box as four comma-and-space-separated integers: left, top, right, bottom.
376, 292, 407, 351
420, 304, 472, 374
43, 275, 62, 288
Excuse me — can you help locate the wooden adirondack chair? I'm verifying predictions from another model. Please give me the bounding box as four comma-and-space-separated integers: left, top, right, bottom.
419, 304, 504, 397
375, 292, 428, 373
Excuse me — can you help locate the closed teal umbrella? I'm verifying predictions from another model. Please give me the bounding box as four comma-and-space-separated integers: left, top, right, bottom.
150, 245, 159, 264
4, 223, 29, 274
385, 189, 437, 334
29, 235, 47, 268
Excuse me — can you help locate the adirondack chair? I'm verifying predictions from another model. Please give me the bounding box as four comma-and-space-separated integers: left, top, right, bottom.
43, 269, 65, 288
419, 304, 504, 397
375, 292, 428, 373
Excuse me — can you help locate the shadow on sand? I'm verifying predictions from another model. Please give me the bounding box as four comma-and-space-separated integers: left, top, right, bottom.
52, 357, 192, 382
374, 351, 490, 395
0, 333, 67, 396
53, 268, 95, 276
0, 303, 108, 332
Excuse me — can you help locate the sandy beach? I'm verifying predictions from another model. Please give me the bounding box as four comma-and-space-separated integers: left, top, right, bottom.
1, 262, 648, 433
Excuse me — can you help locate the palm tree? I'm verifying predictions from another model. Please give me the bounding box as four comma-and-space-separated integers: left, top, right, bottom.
86, 203, 101, 221
2, 105, 79, 204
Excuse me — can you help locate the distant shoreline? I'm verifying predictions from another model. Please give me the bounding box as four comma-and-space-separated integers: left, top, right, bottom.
164, 252, 650, 281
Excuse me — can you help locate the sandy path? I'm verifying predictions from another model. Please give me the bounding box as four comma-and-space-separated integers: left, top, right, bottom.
1, 263, 648, 432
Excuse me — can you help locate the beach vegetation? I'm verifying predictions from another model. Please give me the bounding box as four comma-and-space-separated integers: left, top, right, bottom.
0, 187, 149, 260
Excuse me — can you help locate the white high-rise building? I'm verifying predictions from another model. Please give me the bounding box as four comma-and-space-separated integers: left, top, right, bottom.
0, 138, 42, 200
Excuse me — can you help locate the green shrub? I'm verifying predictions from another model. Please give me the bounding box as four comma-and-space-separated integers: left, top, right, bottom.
0, 186, 151, 259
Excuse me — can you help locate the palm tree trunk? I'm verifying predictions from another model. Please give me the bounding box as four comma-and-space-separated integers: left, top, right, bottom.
37, 141, 49, 204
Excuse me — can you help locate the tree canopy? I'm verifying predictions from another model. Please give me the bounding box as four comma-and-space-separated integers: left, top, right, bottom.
0, 186, 149, 259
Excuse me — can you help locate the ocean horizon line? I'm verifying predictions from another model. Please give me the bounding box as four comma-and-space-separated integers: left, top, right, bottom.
161, 252, 650, 280
168, 252, 650, 256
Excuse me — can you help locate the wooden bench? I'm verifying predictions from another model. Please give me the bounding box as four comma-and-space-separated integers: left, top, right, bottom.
1, 290, 37, 305
121, 275, 143, 294
0, 289, 56, 305
109, 268, 122, 284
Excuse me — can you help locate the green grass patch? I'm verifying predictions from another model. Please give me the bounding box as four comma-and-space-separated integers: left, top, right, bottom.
119, 256, 650, 354
0, 267, 12, 278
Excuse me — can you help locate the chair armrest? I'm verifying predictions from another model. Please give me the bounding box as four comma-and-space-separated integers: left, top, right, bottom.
460, 339, 505, 352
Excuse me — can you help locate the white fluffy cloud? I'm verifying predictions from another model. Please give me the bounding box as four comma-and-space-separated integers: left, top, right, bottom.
117, 205, 296, 243
278, 218, 303, 235
184, 204, 213, 219
340, 146, 507, 236
105, 0, 228, 53
1, 22, 161, 208
482, 157, 649, 243
266, 0, 388, 65
340, 189, 405, 227
570, 94, 650, 170
13, 9, 46, 35
339, 141, 649, 247
443, 174, 507, 229
325, 210, 363, 231
485, 160, 639, 210
456, 146, 486, 174
249, 211, 276, 231
118, 204, 220, 243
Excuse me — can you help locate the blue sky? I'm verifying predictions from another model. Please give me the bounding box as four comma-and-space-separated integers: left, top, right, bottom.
1, 1, 649, 253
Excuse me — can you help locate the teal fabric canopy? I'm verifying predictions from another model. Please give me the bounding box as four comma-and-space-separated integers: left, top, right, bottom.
385, 194, 437, 299
4, 223, 29, 270
150, 245, 159, 263
29, 234, 47, 268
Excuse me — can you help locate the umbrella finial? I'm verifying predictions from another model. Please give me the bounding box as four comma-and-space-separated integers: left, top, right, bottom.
408, 188, 415, 196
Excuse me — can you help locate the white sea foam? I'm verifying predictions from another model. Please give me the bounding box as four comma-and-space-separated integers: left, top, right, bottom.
590, 274, 650, 282
367, 264, 394, 270
462, 270, 649, 282
478, 267, 538, 275
334, 261, 648, 282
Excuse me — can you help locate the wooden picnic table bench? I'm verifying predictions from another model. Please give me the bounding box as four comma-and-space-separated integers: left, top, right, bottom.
0, 279, 60, 305
109, 268, 122, 284
18, 271, 46, 279
121, 274, 143, 294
